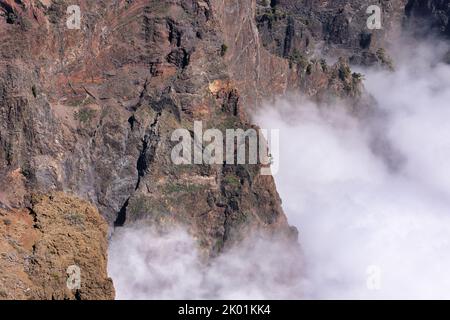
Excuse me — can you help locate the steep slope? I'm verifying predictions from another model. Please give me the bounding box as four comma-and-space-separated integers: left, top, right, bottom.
0, 0, 296, 260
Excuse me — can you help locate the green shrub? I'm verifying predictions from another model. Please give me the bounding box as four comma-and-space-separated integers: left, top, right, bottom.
352, 72, 364, 81
289, 49, 309, 69
74, 107, 96, 123
376, 48, 394, 70
67, 96, 95, 107
338, 63, 351, 81
165, 183, 206, 194
223, 175, 241, 188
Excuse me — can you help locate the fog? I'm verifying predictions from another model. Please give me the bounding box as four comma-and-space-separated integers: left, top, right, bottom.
255, 38, 450, 299
108, 227, 303, 299
109, 38, 450, 300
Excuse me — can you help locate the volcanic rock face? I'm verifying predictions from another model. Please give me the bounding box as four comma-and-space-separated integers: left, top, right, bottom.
0, 192, 114, 300
0, 0, 447, 300
0, 0, 297, 259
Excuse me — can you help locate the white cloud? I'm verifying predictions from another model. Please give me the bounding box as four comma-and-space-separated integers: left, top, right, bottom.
255, 38, 450, 299
108, 227, 303, 300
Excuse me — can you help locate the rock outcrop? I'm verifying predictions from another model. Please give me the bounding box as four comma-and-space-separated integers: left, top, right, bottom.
0, 192, 114, 300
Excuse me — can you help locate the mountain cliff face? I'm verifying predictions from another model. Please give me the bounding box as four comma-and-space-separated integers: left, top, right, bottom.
0, 0, 446, 299
0, 0, 297, 258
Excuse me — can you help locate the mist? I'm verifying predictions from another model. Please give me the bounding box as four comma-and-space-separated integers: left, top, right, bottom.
108, 37, 450, 300
108, 227, 303, 300
255, 38, 450, 299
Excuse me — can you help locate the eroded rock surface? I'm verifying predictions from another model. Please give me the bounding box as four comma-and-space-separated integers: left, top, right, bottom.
0, 192, 114, 300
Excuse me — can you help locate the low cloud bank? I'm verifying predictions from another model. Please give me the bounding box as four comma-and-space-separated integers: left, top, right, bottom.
256, 38, 450, 299
108, 227, 303, 300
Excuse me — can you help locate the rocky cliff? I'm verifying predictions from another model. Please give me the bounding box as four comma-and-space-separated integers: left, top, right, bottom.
0, 0, 445, 299
0, 0, 297, 258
